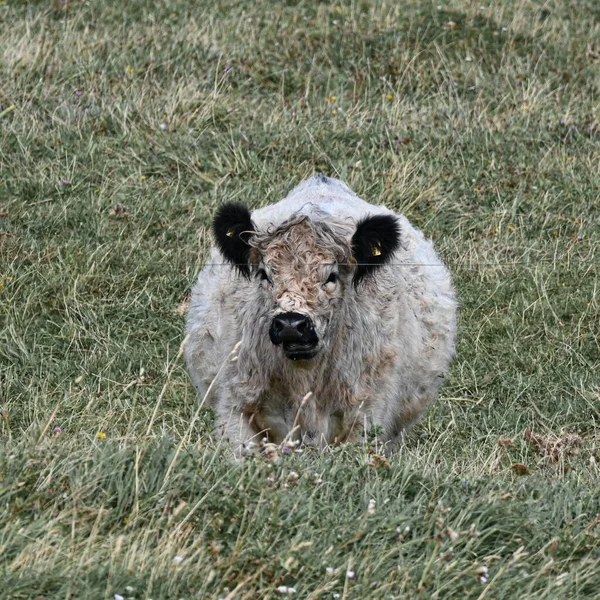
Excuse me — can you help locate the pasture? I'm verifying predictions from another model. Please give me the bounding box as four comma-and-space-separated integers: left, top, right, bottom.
0, 0, 599, 598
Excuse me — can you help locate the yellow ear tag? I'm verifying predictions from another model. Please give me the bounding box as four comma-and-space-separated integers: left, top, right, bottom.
371, 243, 382, 257
226, 229, 235, 238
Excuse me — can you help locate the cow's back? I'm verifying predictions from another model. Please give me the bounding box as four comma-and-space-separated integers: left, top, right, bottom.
252, 175, 393, 227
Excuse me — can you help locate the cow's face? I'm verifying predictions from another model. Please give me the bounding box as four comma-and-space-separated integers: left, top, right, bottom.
212, 203, 400, 362
253, 219, 346, 360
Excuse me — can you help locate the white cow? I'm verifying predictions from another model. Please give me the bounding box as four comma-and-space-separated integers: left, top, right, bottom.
185, 175, 457, 455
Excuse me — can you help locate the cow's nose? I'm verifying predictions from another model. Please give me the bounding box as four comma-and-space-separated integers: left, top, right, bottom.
269, 312, 314, 345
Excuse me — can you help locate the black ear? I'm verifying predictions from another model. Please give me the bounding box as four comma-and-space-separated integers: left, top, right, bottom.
212, 202, 255, 278
351, 214, 400, 285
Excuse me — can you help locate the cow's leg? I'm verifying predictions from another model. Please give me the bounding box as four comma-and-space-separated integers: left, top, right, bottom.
252, 402, 296, 445
215, 408, 263, 458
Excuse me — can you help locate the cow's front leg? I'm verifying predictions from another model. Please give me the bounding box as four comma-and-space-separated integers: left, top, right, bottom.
215, 407, 263, 458
252, 402, 297, 445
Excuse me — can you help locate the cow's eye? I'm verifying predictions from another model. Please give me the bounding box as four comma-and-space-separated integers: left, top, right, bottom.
325, 272, 339, 285
256, 268, 271, 283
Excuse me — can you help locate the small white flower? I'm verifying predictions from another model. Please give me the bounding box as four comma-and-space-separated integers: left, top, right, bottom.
174, 555, 184, 564
346, 570, 355, 579
125, 587, 134, 593
326, 567, 334, 574
159, 123, 167, 130
276, 585, 297, 594
367, 499, 376, 514
480, 576, 488, 584
115, 595, 124, 600
333, 595, 341, 599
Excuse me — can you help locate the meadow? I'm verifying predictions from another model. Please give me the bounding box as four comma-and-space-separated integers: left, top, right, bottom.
0, 0, 599, 598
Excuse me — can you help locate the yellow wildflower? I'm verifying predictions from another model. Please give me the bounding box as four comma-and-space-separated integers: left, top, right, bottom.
386, 94, 394, 101
96, 432, 107, 439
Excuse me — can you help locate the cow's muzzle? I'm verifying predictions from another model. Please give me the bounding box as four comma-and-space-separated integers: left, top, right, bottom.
269, 312, 320, 361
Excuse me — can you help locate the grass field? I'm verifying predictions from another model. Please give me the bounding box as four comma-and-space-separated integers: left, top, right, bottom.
1, 0, 599, 598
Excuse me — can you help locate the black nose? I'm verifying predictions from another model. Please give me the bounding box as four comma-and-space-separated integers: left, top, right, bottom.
269, 312, 316, 345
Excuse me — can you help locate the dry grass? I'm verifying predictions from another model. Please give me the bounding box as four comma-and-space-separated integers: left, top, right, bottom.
1, 0, 599, 598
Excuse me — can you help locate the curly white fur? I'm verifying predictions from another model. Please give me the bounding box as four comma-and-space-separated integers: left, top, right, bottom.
184, 176, 457, 455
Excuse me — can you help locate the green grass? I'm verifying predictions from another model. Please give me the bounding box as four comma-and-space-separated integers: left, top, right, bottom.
1, 0, 599, 598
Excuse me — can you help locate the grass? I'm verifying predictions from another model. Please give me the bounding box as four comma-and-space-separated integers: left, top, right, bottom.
1, 0, 599, 597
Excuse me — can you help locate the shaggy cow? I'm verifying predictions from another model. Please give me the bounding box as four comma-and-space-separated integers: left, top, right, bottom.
184, 175, 457, 456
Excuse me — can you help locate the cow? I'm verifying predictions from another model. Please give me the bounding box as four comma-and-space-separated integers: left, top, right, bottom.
184, 175, 457, 456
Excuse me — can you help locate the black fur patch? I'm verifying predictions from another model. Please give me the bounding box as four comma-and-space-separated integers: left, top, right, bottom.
351, 214, 400, 285
212, 202, 255, 278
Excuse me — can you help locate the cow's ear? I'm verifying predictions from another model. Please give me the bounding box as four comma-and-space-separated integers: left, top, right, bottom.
212, 202, 255, 278
351, 214, 400, 285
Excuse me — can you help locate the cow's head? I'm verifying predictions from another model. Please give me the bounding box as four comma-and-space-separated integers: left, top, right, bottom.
213, 203, 400, 361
